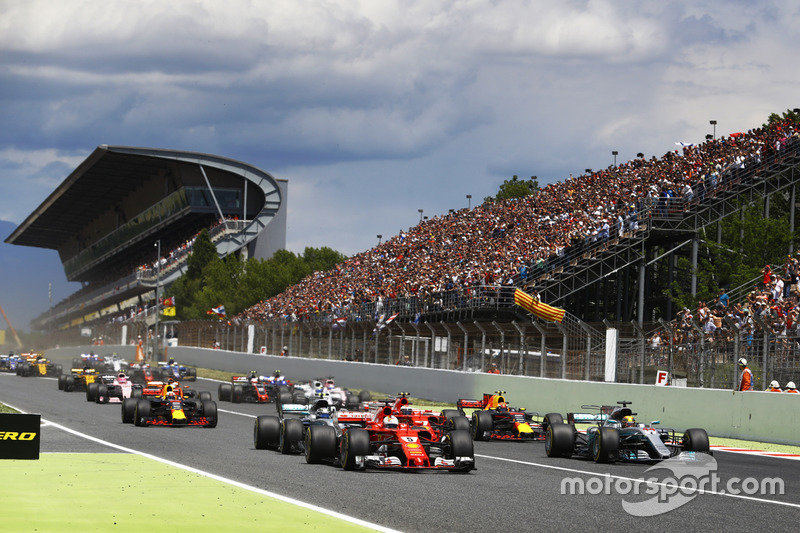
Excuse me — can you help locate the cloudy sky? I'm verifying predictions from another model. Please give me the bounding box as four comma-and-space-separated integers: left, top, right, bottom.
1, 0, 799, 326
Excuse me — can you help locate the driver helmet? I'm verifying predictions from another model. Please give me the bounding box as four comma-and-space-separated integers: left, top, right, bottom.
383, 415, 399, 428
166, 388, 176, 399
497, 402, 509, 412
117, 373, 127, 383
623, 415, 636, 427
317, 406, 331, 419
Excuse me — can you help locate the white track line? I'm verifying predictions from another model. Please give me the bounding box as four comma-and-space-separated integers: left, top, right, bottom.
475, 454, 800, 509
5, 402, 400, 533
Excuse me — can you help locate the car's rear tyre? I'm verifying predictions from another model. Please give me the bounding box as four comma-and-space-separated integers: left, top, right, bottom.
471, 410, 493, 441
131, 387, 143, 399
57, 375, 66, 390
542, 412, 564, 434
345, 392, 360, 409
64, 375, 75, 392
134, 400, 151, 427
254, 415, 281, 449
682, 428, 710, 453
292, 390, 307, 404
545, 423, 575, 458
358, 390, 371, 402
449, 415, 471, 432
96, 384, 109, 404
86, 383, 99, 402
340, 428, 370, 470
279, 418, 304, 454
592, 427, 619, 463
305, 425, 338, 464
231, 384, 243, 403
218, 383, 232, 402
277, 391, 292, 406
441, 409, 461, 420
121, 398, 137, 423
198, 391, 212, 402
201, 400, 218, 427
187, 368, 197, 381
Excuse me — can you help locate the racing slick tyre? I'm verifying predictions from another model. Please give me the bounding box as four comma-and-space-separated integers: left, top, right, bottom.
277, 391, 292, 406
254, 415, 281, 449
134, 400, 151, 427
86, 383, 99, 402
345, 392, 360, 409
445, 429, 475, 472
198, 391, 212, 402
279, 418, 304, 454
64, 375, 75, 392
358, 390, 371, 402
471, 410, 493, 441
96, 384, 110, 404
131, 387, 143, 399
542, 413, 564, 434
231, 384, 244, 404
218, 383, 232, 402
292, 390, 307, 405
201, 400, 218, 428
305, 425, 338, 464
276, 385, 291, 395
449, 415, 471, 432
340, 428, 370, 470
682, 428, 710, 453
121, 398, 138, 424
592, 427, 619, 463
58, 374, 66, 390
441, 409, 461, 420
545, 423, 575, 458
187, 368, 197, 381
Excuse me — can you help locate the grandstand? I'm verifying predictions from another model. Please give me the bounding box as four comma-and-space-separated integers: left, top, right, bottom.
8, 115, 800, 390
5, 146, 286, 332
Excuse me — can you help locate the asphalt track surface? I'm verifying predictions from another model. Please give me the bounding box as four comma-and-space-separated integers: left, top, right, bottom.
2, 372, 799, 532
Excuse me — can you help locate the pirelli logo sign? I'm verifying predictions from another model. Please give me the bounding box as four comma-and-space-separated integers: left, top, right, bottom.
0, 413, 41, 460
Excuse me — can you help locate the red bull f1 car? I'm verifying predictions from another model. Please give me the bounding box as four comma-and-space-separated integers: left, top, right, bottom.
455, 391, 563, 441
121, 381, 216, 427
545, 400, 711, 463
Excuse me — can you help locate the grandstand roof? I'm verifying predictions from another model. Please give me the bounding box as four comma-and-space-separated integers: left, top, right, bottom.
5, 145, 274, 250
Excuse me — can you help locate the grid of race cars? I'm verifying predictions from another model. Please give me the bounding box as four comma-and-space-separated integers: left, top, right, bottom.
1, 351, 713, 472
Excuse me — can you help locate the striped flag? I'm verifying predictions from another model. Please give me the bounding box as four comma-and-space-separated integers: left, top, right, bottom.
514, 288, 565, 323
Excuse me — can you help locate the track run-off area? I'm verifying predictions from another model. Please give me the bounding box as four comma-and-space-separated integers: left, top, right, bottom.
1, 373, 799, 532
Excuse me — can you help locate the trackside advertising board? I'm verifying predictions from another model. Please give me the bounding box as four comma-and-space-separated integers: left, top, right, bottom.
0, 413, 41, 459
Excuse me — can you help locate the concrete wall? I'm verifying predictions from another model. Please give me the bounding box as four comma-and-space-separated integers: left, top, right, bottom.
46, 345, 799, 445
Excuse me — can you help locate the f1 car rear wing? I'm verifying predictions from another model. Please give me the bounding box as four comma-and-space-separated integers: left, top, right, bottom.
567, 412, 609, 424
335, 410, 371, 425
457, 399, 485, 410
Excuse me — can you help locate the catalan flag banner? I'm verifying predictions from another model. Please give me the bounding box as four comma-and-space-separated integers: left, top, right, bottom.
514, 288, 565, 323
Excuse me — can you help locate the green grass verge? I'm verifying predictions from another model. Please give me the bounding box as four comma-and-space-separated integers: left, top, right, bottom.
0, 453, 380, 533
0, 402, 19, 414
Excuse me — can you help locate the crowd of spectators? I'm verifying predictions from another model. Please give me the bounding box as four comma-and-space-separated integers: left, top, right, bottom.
238, 117, 800, 323
654, 252, 800, 363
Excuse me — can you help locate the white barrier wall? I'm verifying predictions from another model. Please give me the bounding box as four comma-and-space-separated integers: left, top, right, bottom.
47, 345, 800, 445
